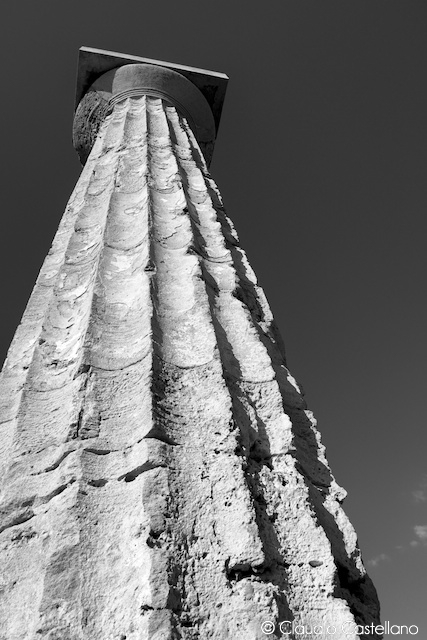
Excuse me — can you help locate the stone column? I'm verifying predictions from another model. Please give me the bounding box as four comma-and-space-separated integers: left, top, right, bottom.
0, 53, 381, 640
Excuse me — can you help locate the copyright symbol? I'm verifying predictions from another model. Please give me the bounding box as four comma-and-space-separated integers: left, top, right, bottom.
261, 620, 276, 635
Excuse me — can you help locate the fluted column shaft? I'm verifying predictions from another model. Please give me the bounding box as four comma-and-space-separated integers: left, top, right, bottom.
0, 96, 380, 640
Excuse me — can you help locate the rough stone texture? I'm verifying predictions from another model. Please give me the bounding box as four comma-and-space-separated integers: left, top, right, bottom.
0, 96, 381, 639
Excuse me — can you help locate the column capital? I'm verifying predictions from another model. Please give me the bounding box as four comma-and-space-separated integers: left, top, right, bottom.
72, 47, 228, 166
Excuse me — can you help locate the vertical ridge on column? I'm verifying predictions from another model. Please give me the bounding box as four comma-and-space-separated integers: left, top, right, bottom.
145, 97, 268, 639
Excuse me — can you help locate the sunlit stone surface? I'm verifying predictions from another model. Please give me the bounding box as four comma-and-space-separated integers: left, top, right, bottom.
0, 73, 381, 640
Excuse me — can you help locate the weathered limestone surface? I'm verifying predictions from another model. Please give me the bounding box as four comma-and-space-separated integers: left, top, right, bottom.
0, 96, 381, 639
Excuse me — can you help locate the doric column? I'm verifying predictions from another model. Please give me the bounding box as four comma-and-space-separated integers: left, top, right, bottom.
0, 49, 381, 640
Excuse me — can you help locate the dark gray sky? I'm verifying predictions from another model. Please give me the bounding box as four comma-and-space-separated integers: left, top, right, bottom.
1, 0, 426, 631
